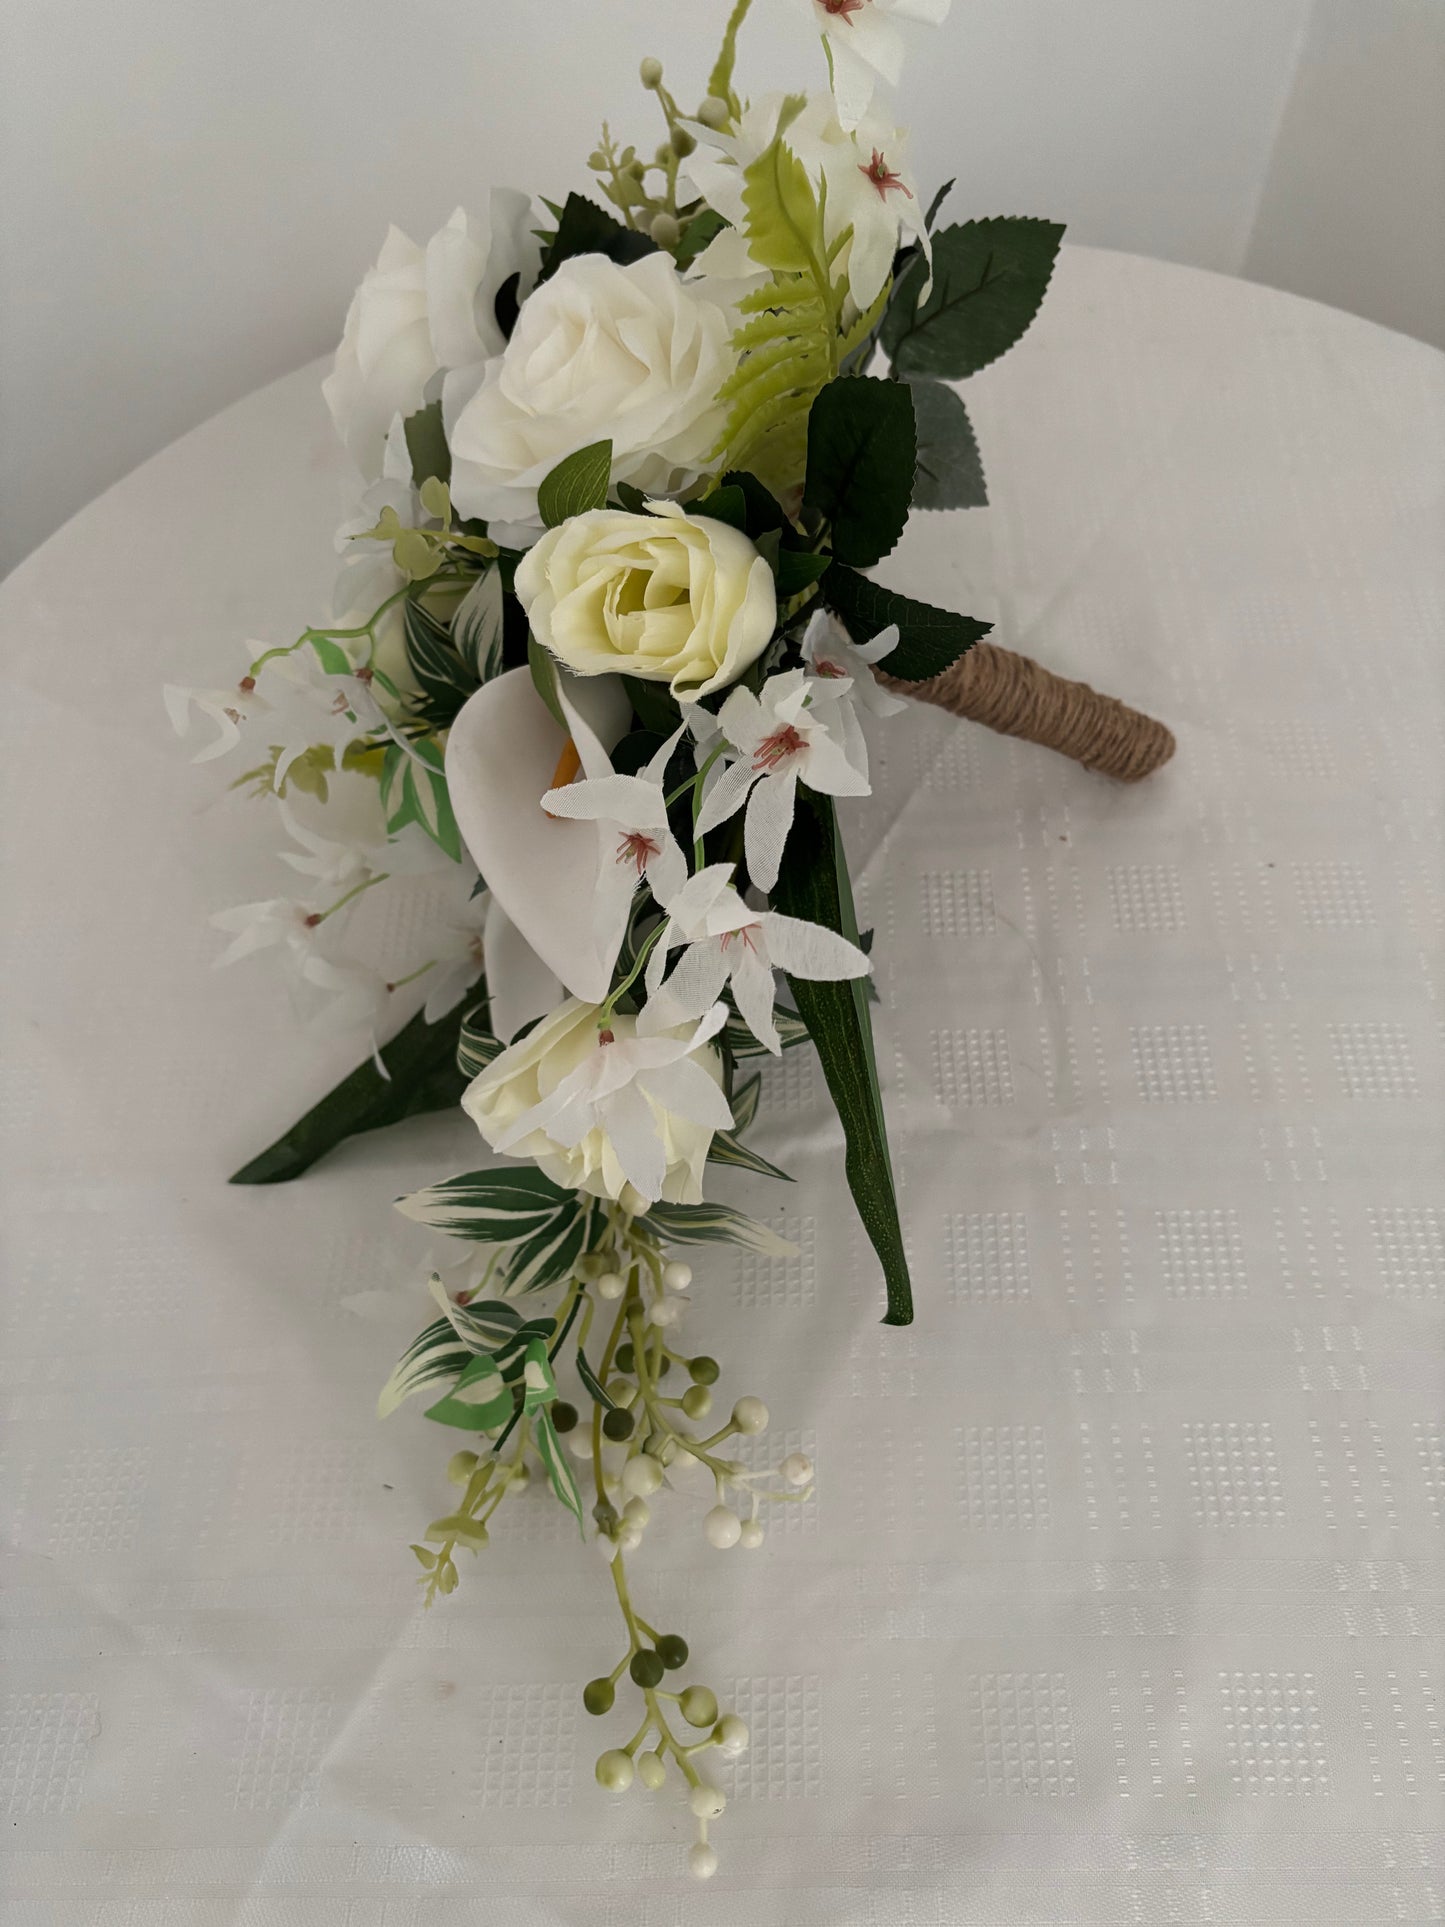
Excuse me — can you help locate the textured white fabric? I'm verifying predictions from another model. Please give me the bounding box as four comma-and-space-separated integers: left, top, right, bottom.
2, 248, 1442, 1924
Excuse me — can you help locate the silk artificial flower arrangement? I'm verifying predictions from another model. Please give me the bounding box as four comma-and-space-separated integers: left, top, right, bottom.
168, 0, 1070, 1877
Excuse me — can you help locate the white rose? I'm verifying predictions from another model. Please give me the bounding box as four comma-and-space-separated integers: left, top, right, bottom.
516, 500, 776, 699
323, 191, 536, 479
444, 252, 734, 538
462, 998, 729, 1212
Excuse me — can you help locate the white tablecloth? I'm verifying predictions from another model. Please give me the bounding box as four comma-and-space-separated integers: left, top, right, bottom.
3, 248, 1442, 1925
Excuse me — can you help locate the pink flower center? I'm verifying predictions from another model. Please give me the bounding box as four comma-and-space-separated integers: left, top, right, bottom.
813, 657, 848, 679
616, 830, 661, 875
598, 1027, 615, 1046
859, 149, 913, 199
820, 0, 867, 20
720, 923, 762, 954
753, 724, 807, 771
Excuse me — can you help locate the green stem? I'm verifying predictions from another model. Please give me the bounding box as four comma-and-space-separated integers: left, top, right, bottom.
313, 872, 388, 924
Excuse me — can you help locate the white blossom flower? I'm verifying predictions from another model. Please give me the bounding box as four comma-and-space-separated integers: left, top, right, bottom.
275, 799, 380, 893
163, 673, 270, 763
801, 0, 953, 130
640, 864, 870, 1054
464, 998, 733, 1209
539, 698, 689, 976
419, 903, 489, 1023
800, 609, 906, 717
210, 896, 324, 969
693, 668, 871, 890
444, 252, 733, 542
323, 192, 537, 479
685, 93, 927, 312
210, 894, 393, 1041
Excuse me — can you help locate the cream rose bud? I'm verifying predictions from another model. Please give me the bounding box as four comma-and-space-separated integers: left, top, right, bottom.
462, 998, 727, 1213
444, 253, 733, 537
516, 501, 777, 699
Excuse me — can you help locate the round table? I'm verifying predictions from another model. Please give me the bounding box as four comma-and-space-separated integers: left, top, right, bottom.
3, 249, 1441, 1924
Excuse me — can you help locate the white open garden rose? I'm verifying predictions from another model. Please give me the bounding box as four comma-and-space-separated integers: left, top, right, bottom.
443, 252, 733, 538
516, 500, 776, 698
462, 997, 731, 1210
323, 191, 537, 479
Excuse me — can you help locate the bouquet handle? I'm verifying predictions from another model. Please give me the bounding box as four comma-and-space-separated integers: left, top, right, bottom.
882, 644, 1176, 783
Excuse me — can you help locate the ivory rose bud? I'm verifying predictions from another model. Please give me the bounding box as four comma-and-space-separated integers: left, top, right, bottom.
444, 252, 733, 538
462, 998, 730, 1212
515, 501, 777, 699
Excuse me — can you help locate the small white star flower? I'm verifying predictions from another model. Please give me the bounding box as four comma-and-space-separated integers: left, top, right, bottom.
800, 609, 907, 718
803, 0, 953, 130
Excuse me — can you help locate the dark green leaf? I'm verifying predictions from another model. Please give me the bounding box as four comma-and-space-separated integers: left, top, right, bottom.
690, 485, 749, 533
907, 380, 987, 511
924, 178, 955, 231
823, 564, 990, 683
723, 1002, 810, 1056
613, 481, 648, 514
538, 192, 656, 282
403, 401, 451, 488
771, 790, 913, 1324
730, 1071, 762, 1134
397, 1167, 574, 1240
528, 635, 566, 727
621, 674, 682, 735
881, 217, 1065, 380
774, 548, 831, 597
403, 597, 478, 726
707, 1130, 793, 1183
229, 1001, 469, 1185
803, 376, 916, 569
538, 440, 612, 527
457, 1001, 503, 1079
536, 1406, 586, 1534
674, 206, 728, 271
719, 470, 787, 538
575, 1346, 617, 1410
494, 270, 521, 340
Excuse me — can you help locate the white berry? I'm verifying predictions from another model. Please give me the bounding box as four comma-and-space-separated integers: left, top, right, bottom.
618, 1522, 643, 1553
690, 1781, 726, 1820
648, 1298, 680, 1328
732, 1396, 769, 1435
567, 1430, 594, 1460
704, 1505, 742, 1549
662, 1260, 693, 1292
688, 1842, 719, 1880
738, 1519, 765, 1549
715, 1714, 749, 1757
621, 1456, 663, 1498
622, 1496, 650, 1527
780, 1452, 814, 1487
637, 1750, 666, 1790
596, 1748, 634, 1792
596, 1271, 626, 1300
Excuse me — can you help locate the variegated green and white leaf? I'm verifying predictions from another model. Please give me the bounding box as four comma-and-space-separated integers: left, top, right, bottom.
642, 1199, 798, 1257
519, 1337, 558, 1413
426, 1275, 523, 1350
575, 1345, 617, 1410
381, 735, 462, 861
502, 1201, 593, 1293
396, 1167, 575, 1242
451, 567, 506, 682
730, 1072, 762, 1134
403, 598, 474, 721
489, 1315, 558, 1371
457, 1005, 504, 1080
378, 1317, 473, 1419
535, 1406, 586, 1536
424, 1351, 512, 1430
707, 1129, 793, 1183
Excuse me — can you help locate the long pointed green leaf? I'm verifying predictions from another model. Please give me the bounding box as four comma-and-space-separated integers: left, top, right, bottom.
424, 1351, 513, 1430
707, 1130, 793, 1183
378, 1318, 473, 1418
642, 1200, 797, 1257
535, 1407, 586, 1536
770, 789, 913, 1324
396, 1168, 575, 1242
229, 999, 470, 1185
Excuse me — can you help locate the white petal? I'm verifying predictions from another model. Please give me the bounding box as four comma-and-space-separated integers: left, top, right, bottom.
643, 722, 689, 785
541, 773, 667, 826
694, 757, 756, 838
729, 944, 781, 1055
483, 896, 562, 1042
445, 668, 624, 1002
743, 769, 798, 893
644, 830, 689, 908
759, 911, 870, 979
600, 1079, 668, 1203
641, 937, 731, 1032
636, 1057, 735, 1131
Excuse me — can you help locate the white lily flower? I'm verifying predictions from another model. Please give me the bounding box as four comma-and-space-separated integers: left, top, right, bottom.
444, 666, 631, 1003
261, 644, 388, 791
465, 998, 733, 1208
163, 673, 270, 764
641, 864, 870, 1054
210, 897, 325, 969
693, 668, 871, 891
540, 698, 689, 974
801, 610, 907, 718
302, 955, 394, 1039
802, 0, 953, 130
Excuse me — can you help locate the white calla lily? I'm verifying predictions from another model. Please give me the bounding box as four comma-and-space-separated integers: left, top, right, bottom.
482, 897, 563, 1044
443, 667, 630, 1004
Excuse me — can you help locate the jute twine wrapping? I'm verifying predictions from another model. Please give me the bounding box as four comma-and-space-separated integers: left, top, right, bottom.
880, 643, 1176, 783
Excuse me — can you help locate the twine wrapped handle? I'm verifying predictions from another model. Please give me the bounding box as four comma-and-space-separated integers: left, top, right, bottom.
879, 642, 1175, 783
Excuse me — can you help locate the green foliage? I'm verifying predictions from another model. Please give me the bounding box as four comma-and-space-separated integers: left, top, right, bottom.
528, 635, 566, 729
881, 217, 1065, 380
380, 735, 462, 860
456, 1000, 503, 1080
804, 375, 917, 568
730, 1070, 762, 1134
403, 401, 451, 488
538, 191, 656, 283
705, 0, 754, 111
575, 1345, 617, 1410
451, 567, 506, 684
397, 1166, 576, 1242
712, 100, 869, 499
771, 789, 913, 1324
722, 1002, 810, 1056
907, 379, 987, 510
228, 998, 471, 1185
535, 1406, 586, 1533
622, 673, 682, 736
538, 439, 613, 527
402, 596, 482, 729
707, 1130, 793, 1183
674, 206, 728, 271
823, 564, 991, 683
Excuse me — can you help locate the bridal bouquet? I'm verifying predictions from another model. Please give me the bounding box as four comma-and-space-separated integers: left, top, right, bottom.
169, 0, 1063, 1875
